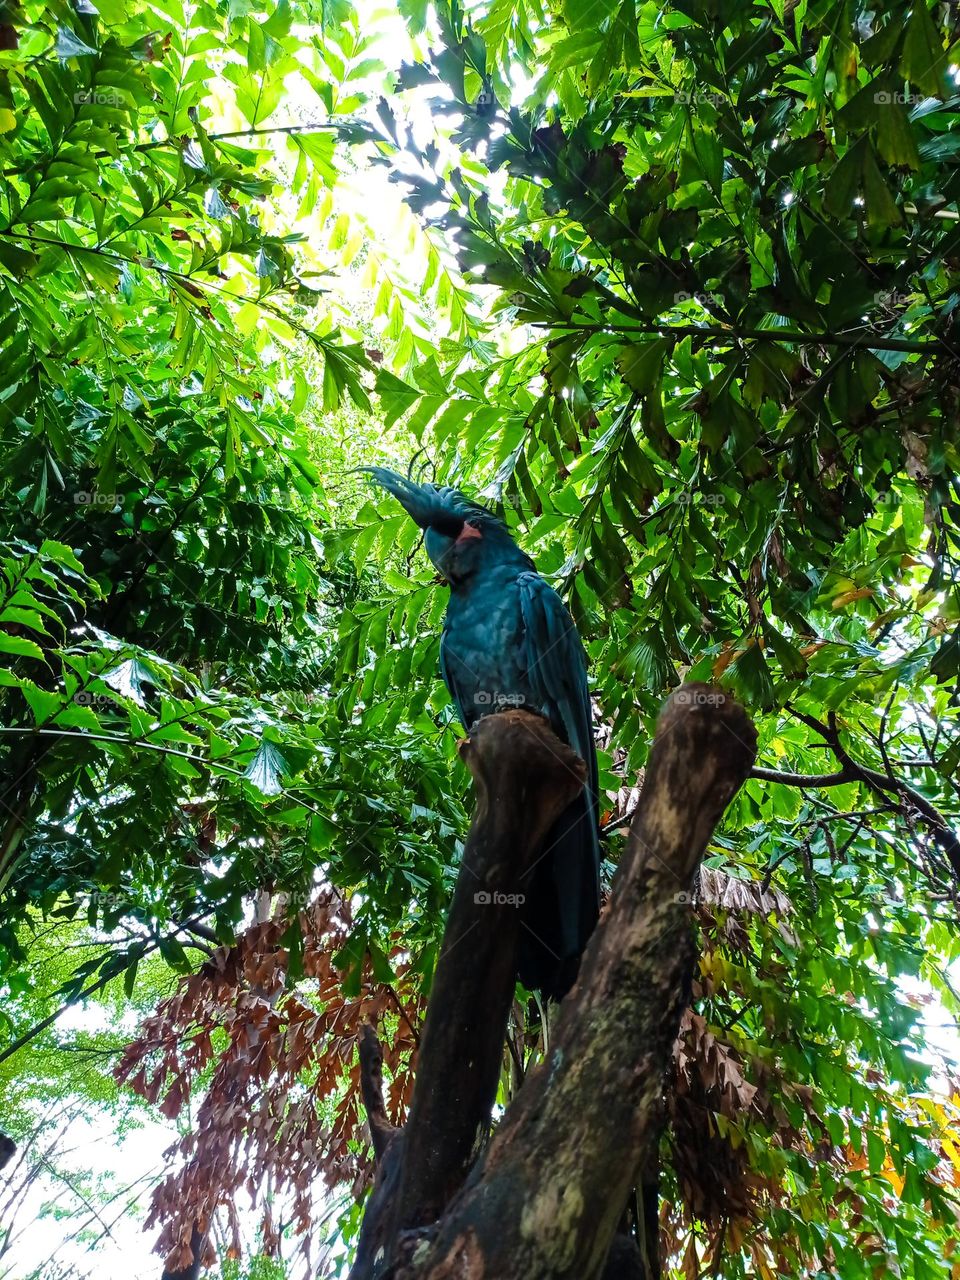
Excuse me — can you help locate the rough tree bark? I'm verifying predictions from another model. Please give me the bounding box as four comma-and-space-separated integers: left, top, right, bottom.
352, 684, 757, 1280
352, 709, 586, 1278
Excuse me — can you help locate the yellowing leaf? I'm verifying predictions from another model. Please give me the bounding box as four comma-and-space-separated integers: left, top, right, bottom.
712, 646, 739, 678
881, 1159, 904, 1197
832, 587, 873, 609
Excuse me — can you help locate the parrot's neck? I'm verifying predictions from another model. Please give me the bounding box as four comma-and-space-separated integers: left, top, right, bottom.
446, 555, 530, 592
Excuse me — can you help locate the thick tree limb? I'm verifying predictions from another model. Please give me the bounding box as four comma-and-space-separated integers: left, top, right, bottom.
354, 1025, 406, 1278
393, 711, 586, 1227
393, 685, 756, 1280
351, 710, 586, 1278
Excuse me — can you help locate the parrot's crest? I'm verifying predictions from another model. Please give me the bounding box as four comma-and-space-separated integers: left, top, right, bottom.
359, 466, 504, 532
361, 467, 532, 580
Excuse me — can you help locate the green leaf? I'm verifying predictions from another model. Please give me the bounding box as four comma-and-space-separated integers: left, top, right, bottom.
900, 2, 946, 97
728, 642, 776, 710
243, 738, 288, 796
824, 136, 866, 218
616, 338, 669, 396
0, 633, 45, 661
866, 1128, 887, 1175
875, 102, 920, 170
763, 625, 808, 679
54, 27, 97, 58
375, 368, 422, 428
686, 127, 723, 191
862, 146, 902, 227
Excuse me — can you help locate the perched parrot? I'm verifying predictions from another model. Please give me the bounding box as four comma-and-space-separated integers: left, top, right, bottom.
362, 466, 600, 999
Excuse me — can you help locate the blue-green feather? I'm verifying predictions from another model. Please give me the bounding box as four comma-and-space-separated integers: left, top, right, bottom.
364, 467, 601, 998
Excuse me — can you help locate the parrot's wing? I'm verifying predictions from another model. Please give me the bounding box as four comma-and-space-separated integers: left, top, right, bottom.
517, 571, 600, 993
517, 571, 596, 789
439, 624, 472, 732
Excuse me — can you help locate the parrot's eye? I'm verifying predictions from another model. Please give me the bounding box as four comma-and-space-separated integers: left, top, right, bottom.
433, 515, 466, 539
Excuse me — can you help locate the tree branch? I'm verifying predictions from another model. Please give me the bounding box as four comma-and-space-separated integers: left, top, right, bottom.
532, 320, 944, 354
752, 718, 960, 880
351, 710, 586, 1277
751, 765, 854, 787
359, 1024, 400, 1166
354, 685, 756, 1280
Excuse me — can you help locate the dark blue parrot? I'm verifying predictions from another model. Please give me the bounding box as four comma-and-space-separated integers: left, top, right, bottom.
362, 467, 600, 999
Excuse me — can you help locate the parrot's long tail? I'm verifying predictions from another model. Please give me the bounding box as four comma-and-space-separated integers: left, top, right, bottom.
516, 787, 601, 1001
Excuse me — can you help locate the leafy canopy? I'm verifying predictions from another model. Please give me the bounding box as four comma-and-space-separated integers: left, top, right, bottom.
2, 0, 960, 1276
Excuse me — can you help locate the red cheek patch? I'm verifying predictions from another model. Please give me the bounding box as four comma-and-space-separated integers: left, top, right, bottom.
456, 522, 483, 543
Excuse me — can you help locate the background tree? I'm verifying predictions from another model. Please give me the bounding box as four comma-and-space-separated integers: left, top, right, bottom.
2, 0, 960, 1277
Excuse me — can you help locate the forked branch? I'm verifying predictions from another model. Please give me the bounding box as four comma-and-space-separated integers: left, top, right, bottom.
354, 685, 756, 1280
